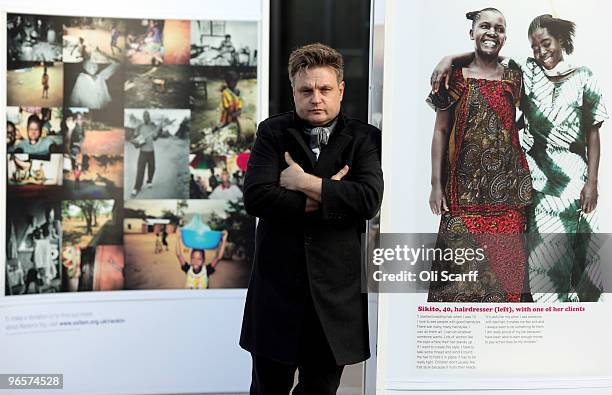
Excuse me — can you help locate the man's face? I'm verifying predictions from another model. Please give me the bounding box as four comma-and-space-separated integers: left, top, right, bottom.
143, 111, 151, 124
292, 66, 344, 126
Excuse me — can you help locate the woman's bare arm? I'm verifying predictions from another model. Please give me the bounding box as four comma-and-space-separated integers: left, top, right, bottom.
429, 110, 451, 215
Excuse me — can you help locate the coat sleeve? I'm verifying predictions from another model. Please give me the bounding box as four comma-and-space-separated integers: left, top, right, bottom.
320, 128, 383, 222
243, 121, 307, 221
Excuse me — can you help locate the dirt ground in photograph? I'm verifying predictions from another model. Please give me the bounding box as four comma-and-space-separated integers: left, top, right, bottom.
62, 213, 112, 247
124, 233, 250, 289
124, 137, 189, 199
63, 27, 125, 61
64, 157, 123, 199
7, 65, 63, 107
80, 129, 125, 155
124, 66, 191, 108
65, 157, 122, 185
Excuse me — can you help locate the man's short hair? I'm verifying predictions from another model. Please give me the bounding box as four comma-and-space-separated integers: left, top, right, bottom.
288, 43, 344, 85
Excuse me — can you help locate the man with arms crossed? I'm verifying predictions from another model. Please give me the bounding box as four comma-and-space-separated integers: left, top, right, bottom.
240, 43, 383, 394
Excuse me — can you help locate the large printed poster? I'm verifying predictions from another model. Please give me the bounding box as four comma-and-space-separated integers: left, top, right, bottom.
5, 14, 258, 295
374, 0, 612, 391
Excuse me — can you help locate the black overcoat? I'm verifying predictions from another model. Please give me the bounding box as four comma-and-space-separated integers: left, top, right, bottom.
239, 111, 383, 365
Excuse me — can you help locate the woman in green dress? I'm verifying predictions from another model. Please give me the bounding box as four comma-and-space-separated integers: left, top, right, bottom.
430, 14, 608, 302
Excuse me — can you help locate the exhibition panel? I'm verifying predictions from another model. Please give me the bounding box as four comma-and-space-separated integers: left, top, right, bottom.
376, 0, 612, 393
1, 1, 268, 392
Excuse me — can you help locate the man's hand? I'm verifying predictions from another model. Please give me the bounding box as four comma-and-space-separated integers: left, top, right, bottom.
304, 164, 350, 212
331, 165, 349, 180
305, 197, 319, 212
280, 152, 305, 191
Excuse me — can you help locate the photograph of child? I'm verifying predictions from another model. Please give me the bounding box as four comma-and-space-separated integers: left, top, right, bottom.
7, 62, 63, 107
7, 107, 63, 155
123, 199, 255, 289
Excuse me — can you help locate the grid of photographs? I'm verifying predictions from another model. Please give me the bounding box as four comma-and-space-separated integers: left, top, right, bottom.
5, 14, 258, 295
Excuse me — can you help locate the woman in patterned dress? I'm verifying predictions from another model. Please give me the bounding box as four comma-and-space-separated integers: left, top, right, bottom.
431, 15, 608, 302
427, 8, 533, 303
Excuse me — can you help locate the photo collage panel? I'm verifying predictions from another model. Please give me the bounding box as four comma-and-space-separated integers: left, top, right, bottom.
5, 14, 258, 295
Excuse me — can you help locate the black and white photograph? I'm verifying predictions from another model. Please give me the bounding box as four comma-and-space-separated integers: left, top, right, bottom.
64, 59, 124, 112
124, 109, 190, 199
190, 67, 257, 156
190, 20, 257, 67
124, 64, 191, 109
7, 14, 63, 67
5, 200, 62, 295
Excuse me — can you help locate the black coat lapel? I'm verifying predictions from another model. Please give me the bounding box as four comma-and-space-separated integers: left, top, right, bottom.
315, 130, 353, 175
286, 127, 316, 170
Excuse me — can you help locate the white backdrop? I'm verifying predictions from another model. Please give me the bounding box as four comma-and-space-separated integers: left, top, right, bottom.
377, 0, 612, 393
0, 1, 268, 393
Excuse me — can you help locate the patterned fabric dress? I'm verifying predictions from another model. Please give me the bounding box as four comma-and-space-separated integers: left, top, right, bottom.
426, 67, 532, 303
511, 58, 608, 302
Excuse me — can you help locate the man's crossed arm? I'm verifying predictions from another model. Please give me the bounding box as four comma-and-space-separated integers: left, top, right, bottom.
243, 121, 383, 222
280, 152, 349, 212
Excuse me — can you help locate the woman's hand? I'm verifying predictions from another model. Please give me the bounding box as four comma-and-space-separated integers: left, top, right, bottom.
431, 56, 453, 94
580, 180, 598, 214
429, 183, 448, 215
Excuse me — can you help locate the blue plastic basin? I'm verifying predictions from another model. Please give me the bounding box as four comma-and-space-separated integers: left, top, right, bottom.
181, 228, 223, 250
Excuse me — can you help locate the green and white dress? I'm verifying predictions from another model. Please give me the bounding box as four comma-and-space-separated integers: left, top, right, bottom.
510, 58, 608, 302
